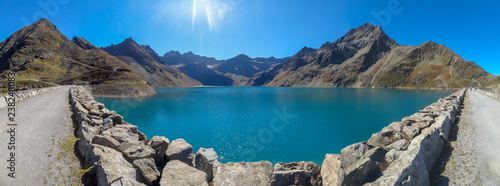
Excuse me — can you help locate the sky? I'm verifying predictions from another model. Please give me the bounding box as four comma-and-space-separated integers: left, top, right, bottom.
0, 0, 499, 75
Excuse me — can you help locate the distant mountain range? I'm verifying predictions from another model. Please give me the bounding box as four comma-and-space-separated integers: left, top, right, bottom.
0, 19, 497, 96
250, 23, 499, 88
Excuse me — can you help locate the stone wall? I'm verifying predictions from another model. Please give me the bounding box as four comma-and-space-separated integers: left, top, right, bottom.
476, 88, 500, 100
69, 86, 465, 186
0, 86, 60, 108
321, 89, 466, 186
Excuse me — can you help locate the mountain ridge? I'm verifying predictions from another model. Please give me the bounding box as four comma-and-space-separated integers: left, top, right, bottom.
103, 38, 202, 87
250, 23, 499, 88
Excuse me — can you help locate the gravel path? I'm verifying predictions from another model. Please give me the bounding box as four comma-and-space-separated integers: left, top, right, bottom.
0, 86, 82, 186
433, 90, 500, 185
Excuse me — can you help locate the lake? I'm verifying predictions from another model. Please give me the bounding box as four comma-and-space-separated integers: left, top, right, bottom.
96, 87, 452, 165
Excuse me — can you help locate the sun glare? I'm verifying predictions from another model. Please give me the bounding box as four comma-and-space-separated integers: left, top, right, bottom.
191, 0, 243, 32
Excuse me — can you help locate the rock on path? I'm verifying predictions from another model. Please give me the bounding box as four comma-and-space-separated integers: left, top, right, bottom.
0, 86, 81, 185
433, 90, 500, 185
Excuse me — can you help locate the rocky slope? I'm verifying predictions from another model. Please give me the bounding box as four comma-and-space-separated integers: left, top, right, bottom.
163, 51, 221, 66
251, 23, 499, 88
177, 62, 235, 86
213, 54, 273, 78
0, 18, 155, 97
103, 38, 201, 87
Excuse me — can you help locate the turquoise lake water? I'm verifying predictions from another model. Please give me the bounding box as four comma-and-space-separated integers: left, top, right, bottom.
96, 87, 451, 165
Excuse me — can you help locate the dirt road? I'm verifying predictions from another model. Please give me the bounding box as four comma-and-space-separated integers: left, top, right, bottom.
0, 86, 81, 185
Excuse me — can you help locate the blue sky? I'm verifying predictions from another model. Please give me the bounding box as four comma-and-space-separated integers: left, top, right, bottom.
0, 0, 499, 75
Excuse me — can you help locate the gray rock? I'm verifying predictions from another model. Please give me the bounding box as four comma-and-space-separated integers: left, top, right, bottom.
148, 136, 170, 166
213, 161, 273, 186
271, 161, 321, 186
385, 149, 401, 164
89, 109, 101, 116
402, 125, 420, 139
386, 139, 410, 151
367, 132, 392, 147
92, 135, 121, 151
340, 142, 370, 170
101, 118, 113, 130
195, 148, 220, 182
381, 122, 403, 135
89, 115, 104, 126
321, 154, 341, 186
91, 144, 144, 185
101, 124, 139, 144
77, 121, 99, 141
160, 160, 208, 186
166, 139, 195, 166
110, 177, 146, 186
120, 143, 155, 160
341, 147, 386, 185
132, 158, 160, 184
138, 131, 147, 141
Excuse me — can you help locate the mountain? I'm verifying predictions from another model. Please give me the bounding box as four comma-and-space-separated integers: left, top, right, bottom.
162, 51, 221, 66
177, 63, 234, 86
251, 23, 499, 88
162, 51, 284, 85
71, 36, 98, 50
0, 18, 155, 96
213, 54, 273, 77
103, 38, 201, 87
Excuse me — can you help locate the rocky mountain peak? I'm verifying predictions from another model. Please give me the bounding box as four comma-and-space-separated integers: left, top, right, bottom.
71, 36, 97, 50
32, 18, 56, 29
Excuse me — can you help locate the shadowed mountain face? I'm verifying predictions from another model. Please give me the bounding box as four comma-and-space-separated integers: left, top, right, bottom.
251, 23, 499, 88
0, 18, 155, 95
103, 38, 201, 87
213, 54, 273, 78
177, 63, 234, 86
163, 51, 221, 66
162, 51, 284, 85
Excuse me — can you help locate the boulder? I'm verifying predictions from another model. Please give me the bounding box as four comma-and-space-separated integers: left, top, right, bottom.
132, 158, 160, 184
91, 145, 143, 185
367, 132, 392, 147
340, 142, 370, 170
402, 125, 420, 139
386, 139, 410, 151
321, 154, 341, 186
92, 135, 121, 151
166, 139, 195, 166
195, 148, 220, 182
101, 124, 139, 144
160, 160, 208, 186
120, 143, 155, 160
381, 122, 403, 135
270, 161, 321, 186
213, 161, 273, 186
101, 118, 113, 130
341, 147, 386, 185
148, 136, 170, 166
109, 177, 146, 186
385, 149, 401, 164
77, 121, 99, 141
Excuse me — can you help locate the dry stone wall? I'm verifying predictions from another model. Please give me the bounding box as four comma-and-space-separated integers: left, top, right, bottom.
0, 86, 60, 108
321, 89, 466, 186
476, 88, 500, 100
